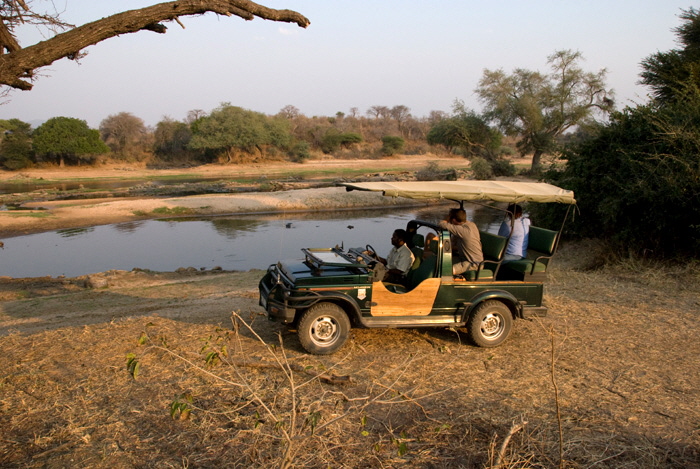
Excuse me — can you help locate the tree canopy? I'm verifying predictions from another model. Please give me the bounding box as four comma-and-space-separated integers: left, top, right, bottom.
0, 1, 309, 91
640, 7, 700, 104
426, 100, 501, 158
476, 50, 614, 170
544, 10, 700, 259
188, 104, 291, 161
33, 117, 109, 166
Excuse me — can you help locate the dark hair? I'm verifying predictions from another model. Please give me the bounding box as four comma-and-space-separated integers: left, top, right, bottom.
506, 203, 523, 218
394, 228, 409, 244
450, 208, 467, 223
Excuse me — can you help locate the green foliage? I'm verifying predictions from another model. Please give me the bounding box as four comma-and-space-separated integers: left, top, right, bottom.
125, 353, 140, 379
321, 130, 363, 154
415, 161, 457, 181
289, 140, 311, 162
545, 101, 700, 258
476, 50, 613, 169
640, 8, 700, 104
154, 118, 192, 159
0, 118, 33, 170
151, 206, 194, 215
170, 392, 194, 420
188, 104, 291, 159
33, 117, 109, 166
380, 135, 405, 156
427, 103, 500, 158
490, 158, 516, 177
469, 157, 493, 180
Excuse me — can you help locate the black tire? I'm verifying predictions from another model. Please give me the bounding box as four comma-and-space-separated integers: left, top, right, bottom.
466, 300, 513, 347
297, 303, 351, 355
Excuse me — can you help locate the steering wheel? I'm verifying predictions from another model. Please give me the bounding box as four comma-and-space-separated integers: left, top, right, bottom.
365, 244, 378, 259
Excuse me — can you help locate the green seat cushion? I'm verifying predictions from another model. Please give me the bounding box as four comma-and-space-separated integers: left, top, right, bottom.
462, 269, 494, 281
506, 259, 547, 274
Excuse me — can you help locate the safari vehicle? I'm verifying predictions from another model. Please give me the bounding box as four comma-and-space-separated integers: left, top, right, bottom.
258, 181, 576, 354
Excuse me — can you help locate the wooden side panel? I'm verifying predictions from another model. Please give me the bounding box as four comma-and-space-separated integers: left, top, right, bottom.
370, 278, 441, 316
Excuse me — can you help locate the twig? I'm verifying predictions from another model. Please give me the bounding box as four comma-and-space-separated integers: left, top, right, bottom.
493, 419, 527, 468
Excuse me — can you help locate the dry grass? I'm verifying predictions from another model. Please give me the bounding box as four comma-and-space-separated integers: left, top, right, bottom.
1, 243, 699, 468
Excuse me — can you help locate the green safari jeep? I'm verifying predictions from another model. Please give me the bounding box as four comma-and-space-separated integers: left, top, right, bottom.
258, 181, 576, 354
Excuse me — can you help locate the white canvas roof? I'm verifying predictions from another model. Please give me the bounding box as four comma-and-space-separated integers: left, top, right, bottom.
341, 180, 576, 204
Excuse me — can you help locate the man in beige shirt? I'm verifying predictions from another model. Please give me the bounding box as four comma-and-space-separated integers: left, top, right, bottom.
438, 208, 483, 275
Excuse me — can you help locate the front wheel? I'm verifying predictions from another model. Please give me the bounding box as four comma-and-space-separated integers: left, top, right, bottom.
467, 300, 513, 347
297, 303, 351, 355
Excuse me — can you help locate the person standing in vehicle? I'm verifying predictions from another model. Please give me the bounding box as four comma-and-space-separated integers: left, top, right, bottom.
439, 208, 483, 275
498, 203, 530, 261
374, 229, 415, 284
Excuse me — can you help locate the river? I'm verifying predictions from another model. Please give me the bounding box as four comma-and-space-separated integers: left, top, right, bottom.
0, 205, 503, 278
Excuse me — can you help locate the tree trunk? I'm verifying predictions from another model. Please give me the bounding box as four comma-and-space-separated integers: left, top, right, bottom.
531, 149, 543, 171
1, 1, 309, 90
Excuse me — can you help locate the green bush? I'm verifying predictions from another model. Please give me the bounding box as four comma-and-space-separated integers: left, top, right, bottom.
543, 102, 700, 258
290, 141, 311, 162
469, 157, 493, 180
320, 131, 363, 154
381, 135, 404, 156
490, 158, 516, 177
415, 161, 457, 181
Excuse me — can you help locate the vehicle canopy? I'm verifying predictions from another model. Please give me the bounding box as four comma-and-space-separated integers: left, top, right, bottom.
341, 180, 576, 205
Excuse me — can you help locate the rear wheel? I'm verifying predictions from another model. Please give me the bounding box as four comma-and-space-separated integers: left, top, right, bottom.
467, 300, 513, 347
297, 303, 350, 355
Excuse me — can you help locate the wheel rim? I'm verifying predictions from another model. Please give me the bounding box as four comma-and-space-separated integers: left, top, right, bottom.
480, 312, 505, 341
309, 316, 340, 347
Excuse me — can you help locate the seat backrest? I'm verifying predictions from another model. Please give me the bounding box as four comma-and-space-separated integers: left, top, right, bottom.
527, 226, 558, 256
409, 253, 437, 289
479, 231, 507, 261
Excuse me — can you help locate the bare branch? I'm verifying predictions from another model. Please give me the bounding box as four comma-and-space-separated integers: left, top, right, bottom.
0, 0, 309, 90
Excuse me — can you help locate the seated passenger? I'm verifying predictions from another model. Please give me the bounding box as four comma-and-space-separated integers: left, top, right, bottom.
374, 229, 415, 285
438, 208, 483, 276
498, 203, 530, 261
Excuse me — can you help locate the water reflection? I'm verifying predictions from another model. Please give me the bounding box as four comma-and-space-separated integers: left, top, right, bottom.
0, 205, 505, 278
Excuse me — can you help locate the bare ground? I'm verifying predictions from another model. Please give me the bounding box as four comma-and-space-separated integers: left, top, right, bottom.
1, 159, 699, 468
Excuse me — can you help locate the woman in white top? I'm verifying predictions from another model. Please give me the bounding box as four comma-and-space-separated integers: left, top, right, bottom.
498, 204, 530, 261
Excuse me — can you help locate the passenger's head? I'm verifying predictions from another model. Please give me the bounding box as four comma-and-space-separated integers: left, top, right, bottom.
449, 208, 467, 224
506, 203, 523, 219
424, 232, 437, 248
391, 229, 408, 247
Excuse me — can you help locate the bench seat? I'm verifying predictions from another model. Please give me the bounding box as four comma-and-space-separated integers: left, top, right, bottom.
497, 226, 558, 281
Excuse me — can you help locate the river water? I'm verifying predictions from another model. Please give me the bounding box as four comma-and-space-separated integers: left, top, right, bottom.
0, 205, 503, 278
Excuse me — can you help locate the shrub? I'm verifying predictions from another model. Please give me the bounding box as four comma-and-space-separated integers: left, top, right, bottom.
416, 161, 457, 181
381, 135, 404, 156
490, 158, 516, 177
469, 157, 493, 180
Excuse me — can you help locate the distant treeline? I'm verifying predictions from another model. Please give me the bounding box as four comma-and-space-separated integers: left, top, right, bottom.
0, 103, 518, 177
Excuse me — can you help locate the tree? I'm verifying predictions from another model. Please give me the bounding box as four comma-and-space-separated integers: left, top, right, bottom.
0, 1, 309, 91
188, 103, 290, 161
0, 118, 33, 169
153, 117, 192, 159
99, 112, 151, 161
640, 8, 700, 104
542, 11, 700, 258
476, 50, 614, 170
427, 100, 501, 158
33, 117, 109, 166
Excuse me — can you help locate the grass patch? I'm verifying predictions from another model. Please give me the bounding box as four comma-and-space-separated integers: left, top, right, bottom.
1, 211, 53, 218
151, 206, 194, 215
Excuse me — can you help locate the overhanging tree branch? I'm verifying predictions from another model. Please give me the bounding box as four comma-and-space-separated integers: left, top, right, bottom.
0, 0, 310, 90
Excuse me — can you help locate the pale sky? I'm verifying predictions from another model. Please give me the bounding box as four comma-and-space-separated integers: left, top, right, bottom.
0, 1, 696, 129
